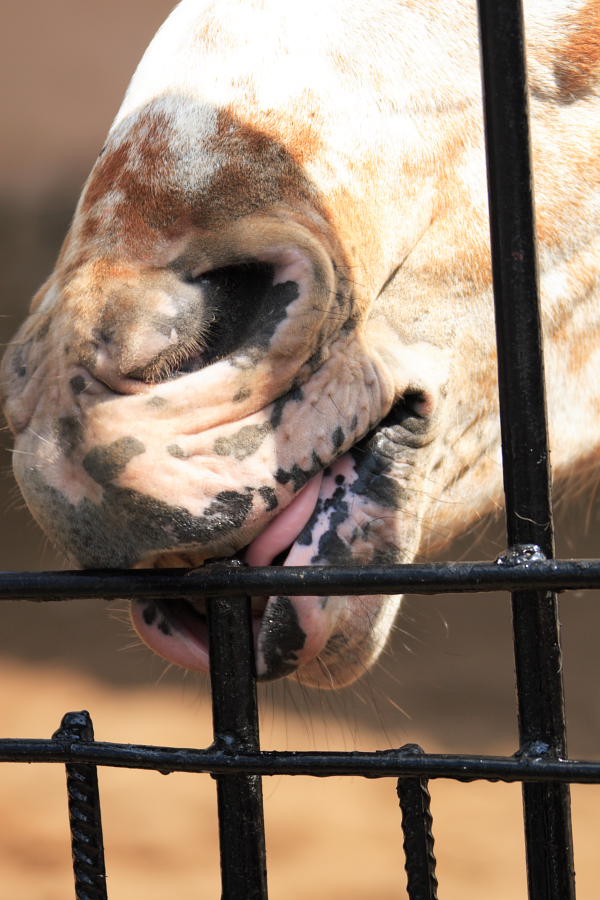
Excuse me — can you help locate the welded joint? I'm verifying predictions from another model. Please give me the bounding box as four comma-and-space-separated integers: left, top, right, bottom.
52, 711, 108, 900
397, 744, 439, 900
53, 710, 95, 744
208, 732, 250, 754
496, 544, 547, 567
515, 740, 552, 761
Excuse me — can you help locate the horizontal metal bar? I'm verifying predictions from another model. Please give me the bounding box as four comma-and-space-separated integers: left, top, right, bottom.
3, 740, 600, 783
1, 559, 600, 600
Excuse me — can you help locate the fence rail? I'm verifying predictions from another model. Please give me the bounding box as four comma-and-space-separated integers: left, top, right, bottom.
2, 558, 600, 599
3, 733, 600, 784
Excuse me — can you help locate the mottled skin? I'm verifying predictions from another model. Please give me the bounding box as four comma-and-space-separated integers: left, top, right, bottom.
2, 0, 600, 687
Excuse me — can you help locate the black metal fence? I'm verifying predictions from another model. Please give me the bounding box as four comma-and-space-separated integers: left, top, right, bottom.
2, 0, 600, 898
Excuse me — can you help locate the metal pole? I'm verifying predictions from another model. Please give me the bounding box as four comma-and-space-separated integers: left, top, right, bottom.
53, 711, 108, 900
476, 1, 576, 897
205, 562, 268, 900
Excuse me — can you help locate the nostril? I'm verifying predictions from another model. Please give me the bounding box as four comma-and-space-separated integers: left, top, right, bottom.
183, 260, 278, 366
403, 389, 435, 419
125, 259, 286, 384
76, 249, 307, 390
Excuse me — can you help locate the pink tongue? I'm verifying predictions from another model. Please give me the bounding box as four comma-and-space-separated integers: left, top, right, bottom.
244, 472, 324, 566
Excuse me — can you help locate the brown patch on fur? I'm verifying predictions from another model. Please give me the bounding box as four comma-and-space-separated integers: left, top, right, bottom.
412, 115, 492, 294
533, 130, 600, 251
324, 178, 384, 304
82, 140, 134, 214
207, 108, 323, 209
554, 0, 600, 100
284, 91, 327, 166
80, 112, 191, 257
196, 110, 342, 262
567, 332, 598, 374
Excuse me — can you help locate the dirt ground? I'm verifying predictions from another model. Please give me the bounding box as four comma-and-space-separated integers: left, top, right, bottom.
0, 654, 598, 900
2, 3, 600, 897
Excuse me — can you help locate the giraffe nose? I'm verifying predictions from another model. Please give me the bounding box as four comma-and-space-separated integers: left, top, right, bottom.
84, 257, 301, 391
81, 268, 210, 393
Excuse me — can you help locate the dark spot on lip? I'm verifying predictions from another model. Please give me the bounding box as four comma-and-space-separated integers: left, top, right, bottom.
157, 616, 172, 636
269, 383, 304, 429
258, 485, 278, 511
82, 436, 146, 486
323, 632, 349, 656
275, 451, 323, 491
306, 487, 354, 564
141, 601, 157, 626
233, 387, 251, 402
314, 529, 353, 565
213, 422, 272, 460
258, 597, 306, 681
22, 467, 255, 568
167, 444, 187, 459
344, 402, 434, 510
332, 426, 344, 450
147, 598, 210, 646
146, 395, 168, 409
349, 446, 404, 509
295, 497, 323, 547
323, 485, 345, 512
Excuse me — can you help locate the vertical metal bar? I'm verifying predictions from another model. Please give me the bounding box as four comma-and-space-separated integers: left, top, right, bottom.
205, 564, 268, 900
397, 745, 438, 900
476, 2, 576, 899
52, 711, 108, 900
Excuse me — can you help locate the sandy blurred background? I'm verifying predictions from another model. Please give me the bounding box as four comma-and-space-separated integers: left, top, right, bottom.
1, 2, 599, 897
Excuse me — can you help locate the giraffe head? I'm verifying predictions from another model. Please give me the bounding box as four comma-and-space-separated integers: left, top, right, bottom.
2, 0, 600, 686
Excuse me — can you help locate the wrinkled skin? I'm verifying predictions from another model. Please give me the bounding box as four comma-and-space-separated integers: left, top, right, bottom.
2, 0, 600, 687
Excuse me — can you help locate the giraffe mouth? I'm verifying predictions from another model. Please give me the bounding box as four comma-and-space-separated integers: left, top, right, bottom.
129, 392, 425, 686
130, 469, 331, 680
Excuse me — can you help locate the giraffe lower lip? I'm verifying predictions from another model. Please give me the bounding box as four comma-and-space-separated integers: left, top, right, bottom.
130, 596, 268, 674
